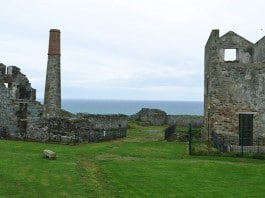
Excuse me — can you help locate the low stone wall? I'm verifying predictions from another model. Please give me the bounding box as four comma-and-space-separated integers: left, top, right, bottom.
0, 108, 128, 144
26, 114, 128, 144
77, 113, 128, 130
166, 115, 203, 127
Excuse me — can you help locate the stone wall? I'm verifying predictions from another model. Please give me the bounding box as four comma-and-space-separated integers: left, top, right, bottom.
134, 108, 167, 125
253, 37, 265, 63
204, 30, 265, 139
1, 65, 36, 100
77, 113, 128, 130
27, 117, 89, 143
134, 108, 203, 126
0, 63, 41, 139
26, 115, 128, 144
77, 114, 128, 142
167, 115, 203, 127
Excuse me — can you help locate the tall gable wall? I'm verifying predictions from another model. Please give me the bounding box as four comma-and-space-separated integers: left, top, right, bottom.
204, 30, 265, 139
253, 36, 265, 63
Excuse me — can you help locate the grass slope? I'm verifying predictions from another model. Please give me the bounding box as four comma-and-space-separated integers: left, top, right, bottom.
0, 122, 265, 197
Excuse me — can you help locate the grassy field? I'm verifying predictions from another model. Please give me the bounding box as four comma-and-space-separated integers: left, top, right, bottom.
1, 121, 265, 197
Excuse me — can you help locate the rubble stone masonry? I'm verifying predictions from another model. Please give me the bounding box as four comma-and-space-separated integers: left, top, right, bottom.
204, 30, 265, 139
44, 29, 61, 118
0, 29, 128, 143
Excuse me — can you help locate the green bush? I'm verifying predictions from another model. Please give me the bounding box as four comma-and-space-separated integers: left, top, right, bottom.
192, 141, 219, 156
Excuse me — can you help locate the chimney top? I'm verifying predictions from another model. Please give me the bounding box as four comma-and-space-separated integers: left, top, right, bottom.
50, 29, 60, 32
48, 29, 60, 55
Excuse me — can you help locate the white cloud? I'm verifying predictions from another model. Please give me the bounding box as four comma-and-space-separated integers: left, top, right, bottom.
1, 0, 265, 100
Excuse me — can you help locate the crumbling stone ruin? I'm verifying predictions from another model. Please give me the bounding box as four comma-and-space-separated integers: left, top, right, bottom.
0, 29, 128, 143
0, 64, 43, 139
134, 108, 203, 126
204, 29, 265, 145
134, 108, 167, 125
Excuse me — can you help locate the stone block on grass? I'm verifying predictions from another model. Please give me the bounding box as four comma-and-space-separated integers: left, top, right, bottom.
43, 149, 56, 160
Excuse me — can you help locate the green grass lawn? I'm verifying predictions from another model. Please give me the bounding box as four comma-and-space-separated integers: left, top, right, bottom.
1, 122, 265, 197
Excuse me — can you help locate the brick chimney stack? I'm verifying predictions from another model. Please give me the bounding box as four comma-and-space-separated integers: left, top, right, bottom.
48, 29, 61, 55
43, 29, 61, 118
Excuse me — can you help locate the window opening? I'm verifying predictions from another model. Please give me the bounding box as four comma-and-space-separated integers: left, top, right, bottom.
224, 49, 237, 62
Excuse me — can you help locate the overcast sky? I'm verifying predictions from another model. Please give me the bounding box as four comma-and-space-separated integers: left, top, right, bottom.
1, 0, 265, 101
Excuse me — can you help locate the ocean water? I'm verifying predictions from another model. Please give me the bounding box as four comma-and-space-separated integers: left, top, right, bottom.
59, 99, 203, 115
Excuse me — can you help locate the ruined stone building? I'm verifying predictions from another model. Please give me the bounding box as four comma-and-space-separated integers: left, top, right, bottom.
0, 29, 127, 143
204, 29, 265, 145
0, 64, 43, 138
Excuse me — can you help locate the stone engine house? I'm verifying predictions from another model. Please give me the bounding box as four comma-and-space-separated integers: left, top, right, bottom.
204, 29, 265, 145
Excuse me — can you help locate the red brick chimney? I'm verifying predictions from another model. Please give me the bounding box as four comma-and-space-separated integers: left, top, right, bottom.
48, 29, 61, 55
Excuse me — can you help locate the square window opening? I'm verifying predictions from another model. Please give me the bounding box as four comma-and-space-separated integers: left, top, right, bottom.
224, 49, 237, 62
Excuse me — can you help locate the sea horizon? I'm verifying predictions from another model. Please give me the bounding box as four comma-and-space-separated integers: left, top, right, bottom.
37, 98, 204, 115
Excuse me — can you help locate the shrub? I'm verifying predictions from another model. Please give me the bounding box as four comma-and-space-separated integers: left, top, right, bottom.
192, 141, 219, 156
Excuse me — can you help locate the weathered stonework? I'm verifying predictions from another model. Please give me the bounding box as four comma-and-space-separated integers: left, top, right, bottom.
0, 63, 128, 142
44, 29, 61, 118
134, 108, 203, 126
167, 115, 203, 127
204, 30, 265, 141
77, 114, 128, 130
135, 108, 167, 125
0, 63, 43, 139
26, 115, 127, 143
